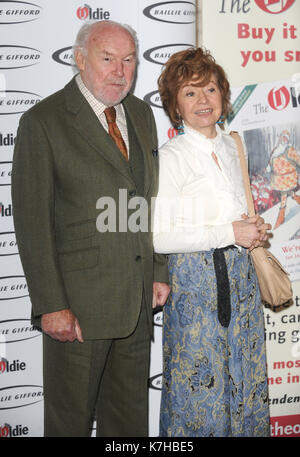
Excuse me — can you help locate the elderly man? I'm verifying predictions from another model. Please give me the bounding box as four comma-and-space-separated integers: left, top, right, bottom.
12, 20, 170, 437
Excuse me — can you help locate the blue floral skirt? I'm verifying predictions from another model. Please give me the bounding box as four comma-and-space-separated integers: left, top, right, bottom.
159, 247, 270, 437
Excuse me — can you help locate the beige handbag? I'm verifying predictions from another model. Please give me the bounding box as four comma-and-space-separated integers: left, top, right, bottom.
230, 131, 293, 308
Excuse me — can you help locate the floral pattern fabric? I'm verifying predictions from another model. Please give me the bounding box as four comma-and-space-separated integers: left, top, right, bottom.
271, 147, 300, 192
159, 247, 270, 437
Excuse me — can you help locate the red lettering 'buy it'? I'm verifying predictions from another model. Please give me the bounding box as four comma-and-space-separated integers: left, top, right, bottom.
270, 415, 300, 437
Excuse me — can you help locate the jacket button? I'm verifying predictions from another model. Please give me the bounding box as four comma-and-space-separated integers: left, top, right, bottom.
135, 255, 141, 261
129, 190, 136, 196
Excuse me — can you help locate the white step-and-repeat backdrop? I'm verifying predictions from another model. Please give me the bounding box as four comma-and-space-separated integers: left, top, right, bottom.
1, 0, 299, 438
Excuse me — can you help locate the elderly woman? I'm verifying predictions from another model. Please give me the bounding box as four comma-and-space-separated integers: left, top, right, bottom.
153, 48, 270, 437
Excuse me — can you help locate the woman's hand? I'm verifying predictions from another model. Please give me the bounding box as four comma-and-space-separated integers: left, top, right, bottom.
232, 217, 260, 249
242, 213, 271, 250
232, 214, 271, 250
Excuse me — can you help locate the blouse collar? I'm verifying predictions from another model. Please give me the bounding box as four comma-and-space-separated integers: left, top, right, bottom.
184, 123, 223, 148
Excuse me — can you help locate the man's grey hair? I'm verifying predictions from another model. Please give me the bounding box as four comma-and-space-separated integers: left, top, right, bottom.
73, 20, 139, 57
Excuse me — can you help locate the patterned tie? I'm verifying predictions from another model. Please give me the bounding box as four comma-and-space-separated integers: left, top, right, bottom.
104, 106, 128, 161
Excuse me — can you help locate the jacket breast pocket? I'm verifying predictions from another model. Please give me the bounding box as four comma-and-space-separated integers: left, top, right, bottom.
59, 246, 99, 272
64, 218, 96, 241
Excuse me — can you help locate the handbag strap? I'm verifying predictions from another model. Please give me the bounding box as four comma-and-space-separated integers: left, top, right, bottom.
230, 131, 255, 217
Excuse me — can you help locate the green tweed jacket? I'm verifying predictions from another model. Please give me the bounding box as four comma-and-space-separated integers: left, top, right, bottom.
12, 77, 168, 339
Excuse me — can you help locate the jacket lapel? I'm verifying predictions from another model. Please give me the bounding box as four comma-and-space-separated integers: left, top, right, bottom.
63, 77, 135, 185
123, 96, 154, 198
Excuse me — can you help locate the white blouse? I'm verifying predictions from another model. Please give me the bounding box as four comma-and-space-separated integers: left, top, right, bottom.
153, 125, 248, 254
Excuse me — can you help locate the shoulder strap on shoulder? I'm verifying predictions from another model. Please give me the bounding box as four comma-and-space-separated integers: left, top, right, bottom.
230, 131, 255, 217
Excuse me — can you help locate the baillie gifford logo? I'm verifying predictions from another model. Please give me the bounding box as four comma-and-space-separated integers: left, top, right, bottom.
254, 0, 295, 14
0, 1, 42, 25
76, 4, 110, 20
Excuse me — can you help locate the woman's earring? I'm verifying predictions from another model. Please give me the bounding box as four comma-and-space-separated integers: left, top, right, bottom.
216, 115, 225, 125
177, 115, 185, 135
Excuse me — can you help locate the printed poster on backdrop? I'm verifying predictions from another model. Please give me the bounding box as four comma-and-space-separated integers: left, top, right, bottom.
202, 0, 300, 87
229, 78, 300, 281
201, 3, 300, 434
229, 78, 300, 436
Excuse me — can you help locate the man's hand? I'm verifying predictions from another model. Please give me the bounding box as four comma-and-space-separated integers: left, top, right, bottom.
152, 282, 170, 309
41, 309, 84, 343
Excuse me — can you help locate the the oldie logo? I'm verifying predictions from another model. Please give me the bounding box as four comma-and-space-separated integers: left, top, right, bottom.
0, 385, 43, 410
0, 358, 26, 374
0, 90, 41, 115
143, 1, 196, 24
0, 424, 9, 437
0, 276, 28, 300
76, 4, 110, 20
143, 43, 192, 65
268, 85, 300, 111
268, 86, 290, 110
0, 45, 41, 69
0, 360, 5, 374
254, 0, 295, 14
143, 90, 163, 109
148, 373, 162, 390
0, 423, 29, 437
0, 1, 42, 24
0, 132, 16, 147
52, 46, 75, 67
0, 162, 12, 186
0, 232, 18, 256
0, 319, 41, 343
0, 203, 12, 218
